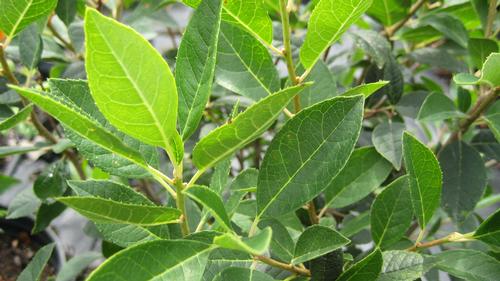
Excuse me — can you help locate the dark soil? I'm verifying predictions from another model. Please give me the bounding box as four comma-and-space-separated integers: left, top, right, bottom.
0, 231, 56, 281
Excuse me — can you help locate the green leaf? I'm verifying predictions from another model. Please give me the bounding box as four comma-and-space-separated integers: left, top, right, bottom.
33, 160, 68, 200
370, 176, 412, 249
474, 208, 500, 247
292, 225, 350, 265
324, 147, 392, 209
0, 0, 57, 39
214, 267, 275, 281
372, 120, 405, 170
185, 185, 232, 232
258, 218, 294, 263
96, 223, 170, 248
176, 0, 223, 140
7, 187, 41, 219
436, 249, 500, 281
0, 174, 19, 194
55, 0, 77, 26
0, 104, 32, 131
453, 73, 480, 85
310, 249, 344, 281
403, 132, 442, 229
193, 84, 309, 170
222, 0, 273, 44
420, 14, 469, 48
377, 251, 426, 281
365, 56, 404, 104
468, 38, 498, 69
341, 81, 389, 98
439, 141, 487, 222
367, 0, 408, 26
32, 202, 66, 233
395, 91, 429, 119
85, 9, 183, 164
257, 95, 364, 217
19, 24, 43, 69
214, 227, 272, 255
417, 92, 465, 122
60, 180, 180, 225
10, 85, 149, 171
48, 79, 159, 179
87, 240, 213, 281
210, 158, 232, 194
485, 101, 500, 142
340, 212, 370, 238
56, 252, 101, 281
216, 22, 280, 101
337, 249, 383, 281
298, 60, 338, 107
455, 53, 500, 87
300, 0, 373, 70
354, 30, 392, 69
17, 243, 55, 281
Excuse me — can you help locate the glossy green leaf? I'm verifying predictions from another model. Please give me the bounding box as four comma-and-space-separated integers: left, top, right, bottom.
324, 147, 392, 209
87, 240, 213, 281
370, 176, 412, 249
468, 38, 498, 69
257, 95, 364, 217
377, 251, 426, 281
32, 202, 66, 233
19, 24, 43, 69
55, 0, 77, 26
33, 160, 68, 200
292, 225, 350, 265
186, 185, 232, 232
337, 249, 383, 281
403, 132, 442, 229
0, 0, 56, 39
420, 14, 469, 48
300, 0, 373, 70
17, 243, 55, 281
48, 79, 159, 178
474, 208, 500, 247
56, 252, 101, 281
436, 249, 500, 281
214, 267, 275, 281
222, 0, 273, 44
439, 141, 487, 222
193, 84, 309, 170
85, 9, 183, 164
258, 218, 294, 263
417, 92, 465, 122
214, 227, 272, 255
0, 104, 32, 131
372, 120, 405, 170
485, 101, 500, 142
341, 81, 389, 98
177, 0, 223, 140
216, 22, 280, 101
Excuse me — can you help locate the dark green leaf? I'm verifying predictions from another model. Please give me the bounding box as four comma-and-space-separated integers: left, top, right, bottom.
32, 202, 66, 233
417, 92, 465, 122
337, 249, 383, 281
33, 160, 68, 200
214, 267, 275, 281
372, 120, 405, 170
17, 243, 55, 281
474, 208, 500, 247
436, 249, 500, 281
56, 0, 78, 26
420, 14, 469, 48
56, 252, 101, 281
310, 249, 343, 281
0, 104, 33, 131
185, 185, 232, 232
468, 38, 498, 69
19, 24, 43, 69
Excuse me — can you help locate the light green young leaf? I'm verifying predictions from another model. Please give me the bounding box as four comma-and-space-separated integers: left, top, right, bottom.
377, 251, 426, 281
372, 120, 405, 170
300, 0, 373, 70
10, 85, 148, 170
292, 225, 350, 265
87, 240, 213, 281
474, 208, 500, 247
417, 92, 465, 122
454, 53, 500, 87
0, 104, 33, 131
55, 252, 101, 281
337, 249, 383, 281
177, 0, 223, 140
17, 243, 55, 281
485, 101, 500, 142
214, 267, 275, 281
0, 0, 56, 39
193, 84, 309, 171
453, 73, 480, 85
214, 227, 272, 255
257, 95, 364, 217
216, 22, 280, 101
403, 132, 442, 229
185, 185, 232, 232
439, 141, 487, 222
48, 79, 159, 178
341, 81, 389, 98
222, 0, 273, 44
436, 249, 500, 281
370, 176, 412, 249
324, 147, 392, 209
85, 9, 183, 164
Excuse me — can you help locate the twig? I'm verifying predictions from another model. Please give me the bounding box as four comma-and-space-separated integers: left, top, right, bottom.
307, 201, 319, 224
406, 232, 475, 252
385, 0, 428, 37
47, 16, 77, 54
254, 255, 311, 277
485, 0, 498, 37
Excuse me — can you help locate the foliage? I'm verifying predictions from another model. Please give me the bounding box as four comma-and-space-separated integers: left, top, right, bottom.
0, 0, 499, 280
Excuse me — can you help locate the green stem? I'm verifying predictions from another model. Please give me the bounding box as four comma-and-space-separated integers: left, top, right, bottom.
485, 0, 498, 37
407, 232, 475, 252
175, 180, 190, 236
385, 0, 427, 37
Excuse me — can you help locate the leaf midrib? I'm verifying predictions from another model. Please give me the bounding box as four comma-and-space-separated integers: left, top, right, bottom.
6, 0, 33, 38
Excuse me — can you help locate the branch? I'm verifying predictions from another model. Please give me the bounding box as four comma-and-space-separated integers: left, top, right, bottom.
385, 0, 427, 37
254, 255, 311, 277
406, 232, 475, 252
